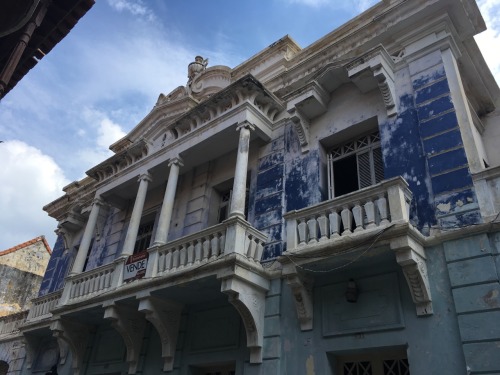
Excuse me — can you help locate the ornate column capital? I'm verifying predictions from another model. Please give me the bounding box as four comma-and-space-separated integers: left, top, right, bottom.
138, 172, 153, 183
236, 121, 255, 132
168, 156, 184, 168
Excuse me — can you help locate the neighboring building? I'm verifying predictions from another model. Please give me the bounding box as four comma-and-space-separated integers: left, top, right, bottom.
10, 0, 500, 374
0, 237, 51, 375
0, 0, 95, 99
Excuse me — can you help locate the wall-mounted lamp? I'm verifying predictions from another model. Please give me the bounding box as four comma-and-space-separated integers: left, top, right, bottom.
345, 279, 358, 303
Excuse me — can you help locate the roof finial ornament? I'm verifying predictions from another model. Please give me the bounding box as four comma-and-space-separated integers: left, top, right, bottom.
188, 55, 208, 84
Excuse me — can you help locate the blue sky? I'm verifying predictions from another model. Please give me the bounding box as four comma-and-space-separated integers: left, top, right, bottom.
0, 0, 499, 250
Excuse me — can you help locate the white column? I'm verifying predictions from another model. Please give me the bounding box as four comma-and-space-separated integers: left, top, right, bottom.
230, 122, 254, 219
70, 196, 104, 275
122, 172, 153, 256
152, 157, 183, 246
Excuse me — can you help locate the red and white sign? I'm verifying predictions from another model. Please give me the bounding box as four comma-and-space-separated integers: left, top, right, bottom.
124, 251, 149, 282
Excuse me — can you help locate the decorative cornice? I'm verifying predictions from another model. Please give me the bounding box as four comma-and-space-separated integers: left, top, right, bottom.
86, 139, 150, 183
148, 75, 284, 152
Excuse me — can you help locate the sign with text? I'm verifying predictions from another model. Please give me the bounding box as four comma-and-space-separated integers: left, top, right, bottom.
123, 251, 149, 282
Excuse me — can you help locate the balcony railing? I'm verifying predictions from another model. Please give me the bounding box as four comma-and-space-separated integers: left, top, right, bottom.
284, 177, 412, 251
55, 216, 267, 307
26, 291, 62, 321
148, 216, 266, 277
472, 165, 500, 221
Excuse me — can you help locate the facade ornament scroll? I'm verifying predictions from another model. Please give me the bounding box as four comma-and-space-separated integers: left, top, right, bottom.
288, 107, 310, 153
220, 276, 268, 363
285, 272, 314, 331
346, 45, 398, 117
390, 236, 433, 316
104, 303, 147, 374
138, 297, 183, 372
50, 318, 91, 375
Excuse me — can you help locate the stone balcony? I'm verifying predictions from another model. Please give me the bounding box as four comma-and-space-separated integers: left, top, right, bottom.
23, 216, 270, 369
280, 177, 433, 330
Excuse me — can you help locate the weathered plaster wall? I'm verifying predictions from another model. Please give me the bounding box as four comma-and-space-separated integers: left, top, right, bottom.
0, 242, 49, 276
278, 248, 466, 375
0, 267, 41, 316
444, 232, 500, 374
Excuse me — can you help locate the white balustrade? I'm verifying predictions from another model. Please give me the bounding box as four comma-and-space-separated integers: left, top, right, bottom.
26, 291, 62, 321
66, 262, 117, 302
149, 217, 267, 276
285, 177, 412, 250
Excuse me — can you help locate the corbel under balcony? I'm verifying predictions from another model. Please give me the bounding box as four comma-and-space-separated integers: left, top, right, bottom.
284, 271, 313, 331
346, 45, 398, 117
286, 80, 329, 153
390, 235, 433, 316
280, 177, 433, 322
50, 317, 92, 375
104, 303, 147, 375
220, 274, 269, 364
138, 296, 183, 372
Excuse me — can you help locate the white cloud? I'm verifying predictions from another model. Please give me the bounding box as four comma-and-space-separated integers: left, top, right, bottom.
0, 141, 70, 250
475, 0, 500, 85
106, 0, 155, 21
283, 0, 379, 12
75, 108, 127, 174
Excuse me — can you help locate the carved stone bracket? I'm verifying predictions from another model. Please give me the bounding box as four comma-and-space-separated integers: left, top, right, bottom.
347, 45, 398, 117
390, 236, 433, 316
285, 272, 314, 331
288, 107, 310, 153
221, 276, 268, 363
104, 304, 147, 374
138, 297, 183, 372
286, 80, 329, 153
50, 318, 91, 375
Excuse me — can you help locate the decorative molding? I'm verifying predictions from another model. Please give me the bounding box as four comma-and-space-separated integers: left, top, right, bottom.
346, 45, 398, 117
50, 318, 91, 375
286, 272, 314, 331
138, 297, 183, 372
22, 334, 40, 370
390, 236, 433, 316
221, 276, 268, 363
104, 304, 147, 374
288, 107, 310, 153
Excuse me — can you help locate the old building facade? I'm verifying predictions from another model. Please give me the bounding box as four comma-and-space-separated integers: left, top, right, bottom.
0, 237, 51, 375
8, 0, 500, 374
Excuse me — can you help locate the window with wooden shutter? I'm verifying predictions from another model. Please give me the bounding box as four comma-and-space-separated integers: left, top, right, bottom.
327, 131, 384, 199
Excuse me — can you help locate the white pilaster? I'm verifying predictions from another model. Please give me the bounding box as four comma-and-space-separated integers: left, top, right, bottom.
229, 122, 254, 219
122, 172, 153, 256
70, 196, 104, 275
152, 157, 183, 246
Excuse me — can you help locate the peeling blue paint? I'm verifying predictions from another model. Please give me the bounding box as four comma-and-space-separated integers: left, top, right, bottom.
419, 111, 458, 138
380, 99, 436, 230
412, 64, 446, 89
431, 167, 473, 195
428, 148, 468, 175
415, 79, 450, 105
417, 95, 454, 121
422, 129, 463, 155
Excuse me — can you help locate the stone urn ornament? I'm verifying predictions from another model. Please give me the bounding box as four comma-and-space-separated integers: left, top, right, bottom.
188, 55, 208, 83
